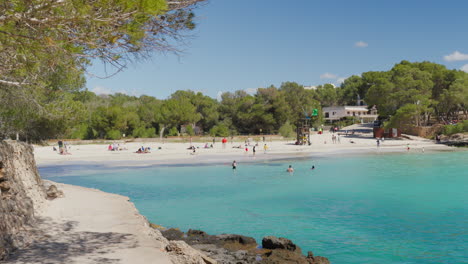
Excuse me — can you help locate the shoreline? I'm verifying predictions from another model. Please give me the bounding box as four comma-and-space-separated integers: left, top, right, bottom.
34, 135, 458, 168
24, 135, 463, 263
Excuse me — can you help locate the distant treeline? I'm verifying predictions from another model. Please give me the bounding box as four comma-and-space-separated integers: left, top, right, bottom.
0, 61, 466, 141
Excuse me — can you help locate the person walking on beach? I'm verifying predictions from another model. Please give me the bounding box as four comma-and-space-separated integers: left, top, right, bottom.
253, 146, 256, 156
376, 139, 380, 147
287, 165, 294, 173
232, 160, 237, 170
263, 144, 268, 154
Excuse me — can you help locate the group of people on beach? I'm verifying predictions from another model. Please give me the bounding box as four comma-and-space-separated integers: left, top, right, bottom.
55, 140, 71, 155
108, 143, 127, 151
136, 146, 151, 153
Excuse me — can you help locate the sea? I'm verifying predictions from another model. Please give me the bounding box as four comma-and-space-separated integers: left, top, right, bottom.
39, 151, 468, 264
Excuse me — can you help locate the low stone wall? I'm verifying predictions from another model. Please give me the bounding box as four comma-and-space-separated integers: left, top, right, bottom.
0, 141, 46, 260
402, 125, 444, 138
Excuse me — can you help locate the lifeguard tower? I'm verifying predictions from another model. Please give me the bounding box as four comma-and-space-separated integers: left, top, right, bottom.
296, 108, 318, 145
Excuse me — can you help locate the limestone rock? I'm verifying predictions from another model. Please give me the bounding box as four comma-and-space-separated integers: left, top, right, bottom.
306, 251, 330, 264
261, 249, 308, 264
262, 236, 299, 252
161, 228, 184, 240
166, 240, 218, 264
0, 141, 46, 260
46, 184, 64, 199
215, 234, 257, 246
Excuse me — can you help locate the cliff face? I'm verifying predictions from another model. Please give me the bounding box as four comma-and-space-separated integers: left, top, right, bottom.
0, 141, 45, 260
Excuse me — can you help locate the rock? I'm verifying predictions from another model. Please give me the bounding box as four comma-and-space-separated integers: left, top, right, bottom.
0, 181, 10, 192
149, 222, 166, 230
161, 228, 185, 240
216, 234, 257, 245
261, 249, 309, 264
188, 229, 208, 237
0, 141, 46, 261
166, 240, 218, 264
262, 236, 299, 252
46, 184, 64, 199
308, 256, 330, 264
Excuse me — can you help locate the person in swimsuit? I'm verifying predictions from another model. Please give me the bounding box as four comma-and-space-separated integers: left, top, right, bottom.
232, 160, 237, 170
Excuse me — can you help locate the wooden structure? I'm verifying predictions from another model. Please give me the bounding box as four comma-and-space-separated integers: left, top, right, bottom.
296, 118, 311, 145
373, 127, 401, 138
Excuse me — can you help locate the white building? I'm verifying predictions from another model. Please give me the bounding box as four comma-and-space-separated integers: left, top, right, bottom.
323, 105, 378, 123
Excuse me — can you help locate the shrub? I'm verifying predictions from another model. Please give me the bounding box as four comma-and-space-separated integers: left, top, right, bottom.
133, 126, 156, 138
278, 121, 295, 138
443, 120, 468, 136
185, 125, 195, 136
168, 127, 179, 136
106, 129, 121, 140
209, 124, 230, 137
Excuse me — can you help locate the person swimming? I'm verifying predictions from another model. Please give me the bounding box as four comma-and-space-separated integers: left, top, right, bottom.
311, 165, 315, 170
287, 165, 294, 173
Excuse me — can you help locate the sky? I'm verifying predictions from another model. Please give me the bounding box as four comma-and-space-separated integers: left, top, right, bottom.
86, 0, 468, 99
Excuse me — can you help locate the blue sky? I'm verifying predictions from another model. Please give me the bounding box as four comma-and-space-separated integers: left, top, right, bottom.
86, 0, 468, 99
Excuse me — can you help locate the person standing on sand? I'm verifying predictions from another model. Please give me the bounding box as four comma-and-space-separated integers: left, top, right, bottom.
376, 139, 380, 147
253, 146, 256, 156
264, 144, 268, 154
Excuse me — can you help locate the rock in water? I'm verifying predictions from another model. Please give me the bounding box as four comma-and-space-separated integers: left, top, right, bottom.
262, 236, 299, 252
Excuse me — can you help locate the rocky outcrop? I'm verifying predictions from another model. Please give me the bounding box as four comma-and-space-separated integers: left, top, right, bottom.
45, 184, 64, 199
441, 133, 468, 147
0, 141, 46, 260
262, 236, 299, 252
159, 228, 330, 264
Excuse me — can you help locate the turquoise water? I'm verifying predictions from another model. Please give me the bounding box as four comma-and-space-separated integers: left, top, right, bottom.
40, 152, 468, 263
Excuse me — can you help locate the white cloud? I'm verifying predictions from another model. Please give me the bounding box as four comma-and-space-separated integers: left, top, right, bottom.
355, 41, 368, 48
461, 64, 468, 73
320, 72, 338, 79
92, 85, 112, 95
444, 51, 468, 62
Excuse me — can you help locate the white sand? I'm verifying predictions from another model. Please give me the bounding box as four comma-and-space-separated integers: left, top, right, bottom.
13, 125, 454, 264
34, 127, 453, 167
6, 182, 174, 264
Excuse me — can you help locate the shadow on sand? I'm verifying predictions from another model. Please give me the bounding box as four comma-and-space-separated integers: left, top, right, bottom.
5, 217, 138, 264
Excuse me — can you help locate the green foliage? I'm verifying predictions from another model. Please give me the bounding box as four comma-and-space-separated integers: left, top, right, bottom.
443, 121, 468, 136
185, 125, 195, 136
133, 126, 156, 138
69, 123, 89, 139
209, 124, 230, 137
278, 121, 295, 138
168, 127, 179, 136
106, 129, 122, 140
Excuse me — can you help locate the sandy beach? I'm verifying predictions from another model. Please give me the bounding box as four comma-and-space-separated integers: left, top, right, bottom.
7, 125, 457, 264
34, 126, 454, 168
